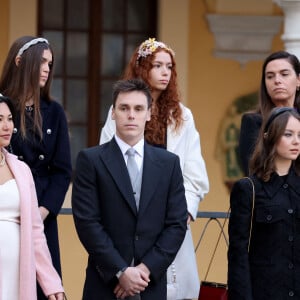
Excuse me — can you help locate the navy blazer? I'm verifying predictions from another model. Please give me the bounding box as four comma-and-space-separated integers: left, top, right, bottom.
9, 98, 72, 275
228, 170, 300, 299
72, 138, 188, 300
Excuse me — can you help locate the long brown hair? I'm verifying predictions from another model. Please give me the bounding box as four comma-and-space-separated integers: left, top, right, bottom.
0, 36, 54, 139
122, 42, 182, 146
250, 107, 300, 181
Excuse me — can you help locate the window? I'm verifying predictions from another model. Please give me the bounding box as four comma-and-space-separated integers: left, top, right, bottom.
38, 0, 157, 167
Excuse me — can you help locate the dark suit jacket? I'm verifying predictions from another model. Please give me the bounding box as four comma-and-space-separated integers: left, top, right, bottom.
239, 112, 262, 175
72, 138, 188, 300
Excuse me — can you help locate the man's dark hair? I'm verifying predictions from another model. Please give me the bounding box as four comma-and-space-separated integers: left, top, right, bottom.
112, 78, 152, 108
0, 94, 16, 123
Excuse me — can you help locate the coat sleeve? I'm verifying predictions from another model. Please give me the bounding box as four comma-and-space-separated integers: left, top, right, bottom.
141, 155, 188, 282
239, 113, 261, 176
180, 107, 209, 220
28, 166, 64, 296
227, 178, 254, 300
71, 149, 127, 282
99, 106, 115, 145
39, 104, 72, 215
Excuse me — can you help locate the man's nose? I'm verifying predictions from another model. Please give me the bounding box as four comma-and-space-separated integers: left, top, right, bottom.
128, 109, 135, 119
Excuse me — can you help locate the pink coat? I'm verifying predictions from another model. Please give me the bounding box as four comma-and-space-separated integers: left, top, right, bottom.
3, 149, 64, 300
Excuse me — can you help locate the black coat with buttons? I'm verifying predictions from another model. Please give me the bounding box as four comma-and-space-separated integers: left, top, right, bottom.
9, 98, 72, 275
228, 168, 300, 300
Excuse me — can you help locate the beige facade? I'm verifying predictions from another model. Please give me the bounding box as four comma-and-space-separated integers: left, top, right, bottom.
0, 0, 285, 299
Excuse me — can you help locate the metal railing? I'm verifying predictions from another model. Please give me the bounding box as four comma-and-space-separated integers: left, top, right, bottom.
60, 209, 229, 219
195, 211, 229, 253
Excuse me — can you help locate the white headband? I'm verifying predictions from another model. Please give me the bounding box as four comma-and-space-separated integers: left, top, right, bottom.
17, 38, 49, 57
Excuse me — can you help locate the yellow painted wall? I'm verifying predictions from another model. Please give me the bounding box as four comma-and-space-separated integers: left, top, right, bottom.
1, 0, 286, 298
0, 0, 9, 71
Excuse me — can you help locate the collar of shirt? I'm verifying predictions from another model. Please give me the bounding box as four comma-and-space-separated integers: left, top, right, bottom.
114, 135, 144, 170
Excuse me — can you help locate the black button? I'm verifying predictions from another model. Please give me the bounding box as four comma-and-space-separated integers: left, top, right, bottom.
288, 235, 294, 242
289, 291, 294, 297
288, 209, 294, 214
135, 235, 139, 241
266, 215, 272, 221
288, 263, 294, 269
283, 183, 288, 188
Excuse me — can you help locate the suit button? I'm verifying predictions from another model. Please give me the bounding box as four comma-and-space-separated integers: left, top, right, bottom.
266, 215, 272, 221
283, 183, 288, 188
135, 235, 139, 241
289, 290, 294, 297
288, 263, 294, 269
39, 154, 45, 160
288, 209, 294, 214
288, 235, 294, 242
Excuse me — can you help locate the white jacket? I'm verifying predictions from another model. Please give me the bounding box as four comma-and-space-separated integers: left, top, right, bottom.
99, 103, 209, 298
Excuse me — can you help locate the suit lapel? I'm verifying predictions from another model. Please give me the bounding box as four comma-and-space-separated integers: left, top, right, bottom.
138, 143, 162, 216
100, 138, 138, 215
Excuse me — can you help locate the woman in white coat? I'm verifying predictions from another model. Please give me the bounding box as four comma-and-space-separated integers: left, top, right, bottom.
100, 38, 209, 300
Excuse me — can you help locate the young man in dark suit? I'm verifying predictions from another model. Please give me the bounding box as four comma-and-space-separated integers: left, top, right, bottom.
72, 78, 187, 300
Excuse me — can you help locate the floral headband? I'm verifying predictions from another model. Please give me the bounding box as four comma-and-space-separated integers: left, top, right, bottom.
17, 37, 49, 57
136, 38, 175, 61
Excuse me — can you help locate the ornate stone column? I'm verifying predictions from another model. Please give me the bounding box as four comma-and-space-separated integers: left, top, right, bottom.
274, 0, 300, 58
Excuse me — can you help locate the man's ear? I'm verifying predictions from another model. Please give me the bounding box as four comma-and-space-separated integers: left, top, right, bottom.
146, 108, 151, 121
15, 56, 21, 66
111, 107, 115, 120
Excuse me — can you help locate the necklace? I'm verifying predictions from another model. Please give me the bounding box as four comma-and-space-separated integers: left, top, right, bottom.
0, 152, 5, 167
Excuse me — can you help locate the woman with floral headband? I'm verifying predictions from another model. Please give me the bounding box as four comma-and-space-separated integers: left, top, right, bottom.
100, 38, 209, 300
0, 36, 72, 300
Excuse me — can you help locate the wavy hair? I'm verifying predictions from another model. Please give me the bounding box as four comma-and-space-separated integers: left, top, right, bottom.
122, 43, 182, 146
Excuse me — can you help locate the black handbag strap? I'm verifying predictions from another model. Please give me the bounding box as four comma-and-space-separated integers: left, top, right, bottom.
199, 176, 255, 280
246, 177, 255, 252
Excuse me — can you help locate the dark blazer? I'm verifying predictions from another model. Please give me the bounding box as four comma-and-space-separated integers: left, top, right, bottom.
239, 113, 262, 175
72, 138, 188, 300
228, 169, 300, 300
9, 98, 72, 275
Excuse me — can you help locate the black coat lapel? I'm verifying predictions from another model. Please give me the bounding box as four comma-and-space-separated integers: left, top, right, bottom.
138, 143, 163, 216
100, 138, 137, 215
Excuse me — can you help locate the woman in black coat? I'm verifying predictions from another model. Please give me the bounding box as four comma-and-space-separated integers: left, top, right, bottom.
239, 51, 300, 175
0, 36, 72, 300
228, 107, 300, 299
